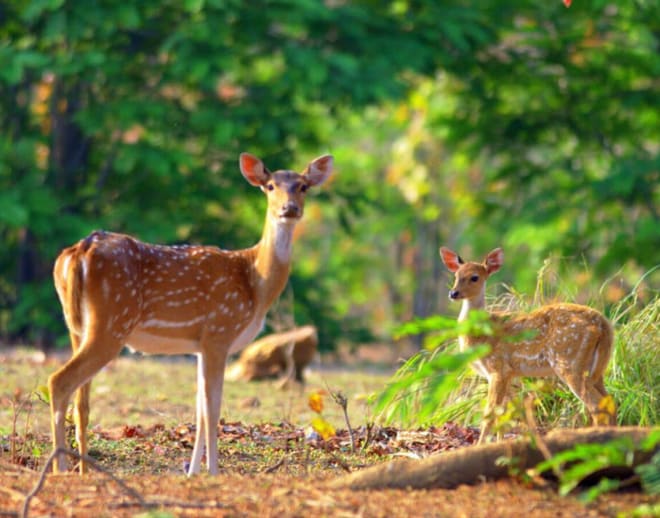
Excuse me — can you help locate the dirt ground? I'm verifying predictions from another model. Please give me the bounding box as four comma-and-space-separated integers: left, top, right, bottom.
1, 349, 657, 517
2, 466, 655, 517
2, 421, 656, 518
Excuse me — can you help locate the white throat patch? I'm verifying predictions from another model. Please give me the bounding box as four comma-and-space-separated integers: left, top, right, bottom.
271, 218, 295, 263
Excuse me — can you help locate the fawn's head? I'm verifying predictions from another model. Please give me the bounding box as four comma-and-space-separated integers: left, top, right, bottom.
439, 247, 503, 301
239, 153, 333, 223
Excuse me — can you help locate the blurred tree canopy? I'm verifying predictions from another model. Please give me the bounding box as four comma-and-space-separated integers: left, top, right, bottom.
0, 0, 657, 350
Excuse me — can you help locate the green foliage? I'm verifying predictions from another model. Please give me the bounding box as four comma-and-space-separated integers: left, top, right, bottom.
534, 429, 660, 502
608, 290, 660, 427
537, 438, 635, 498
0, 0, 658, 353
374, 311, 490, 426
375, 263, 659, 431
0, 0, 501, 346
395, 311, 494, 348
637, 448, 660, 496
446, 1, 660, 275
374, 345, 488, 427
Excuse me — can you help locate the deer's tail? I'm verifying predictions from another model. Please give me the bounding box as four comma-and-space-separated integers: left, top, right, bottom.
54, 237, 93, 337
590, 316, 614, 381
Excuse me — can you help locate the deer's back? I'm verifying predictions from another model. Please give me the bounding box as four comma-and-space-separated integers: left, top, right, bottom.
53, 231, 260, 347
468, 303, 612, 378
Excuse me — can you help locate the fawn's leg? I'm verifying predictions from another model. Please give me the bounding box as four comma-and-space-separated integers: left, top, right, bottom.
589, 377, 616, 425
479, 372, 510, 444
561, 371, 612, 427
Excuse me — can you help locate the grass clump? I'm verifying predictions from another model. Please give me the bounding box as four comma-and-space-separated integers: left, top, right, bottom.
609, 293, 659, 426
375, 261, 660, 431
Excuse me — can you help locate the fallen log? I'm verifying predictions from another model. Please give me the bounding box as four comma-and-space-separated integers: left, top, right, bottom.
226, 325, 318, 382
329, 427, 658, 490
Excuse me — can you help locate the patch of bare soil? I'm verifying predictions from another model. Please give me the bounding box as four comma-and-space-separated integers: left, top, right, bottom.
1, 470, 654, 518
1, 422, 655, 517
1, 350, 655, 516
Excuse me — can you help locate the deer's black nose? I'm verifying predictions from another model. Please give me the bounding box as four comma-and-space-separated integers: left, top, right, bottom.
449, 290, 460, 300
280, 202, 301, 218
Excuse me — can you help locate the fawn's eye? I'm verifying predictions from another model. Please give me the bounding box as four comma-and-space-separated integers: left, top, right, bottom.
266, 183, 275, 191
470, 275, 479, 282
300, 184, 308, 193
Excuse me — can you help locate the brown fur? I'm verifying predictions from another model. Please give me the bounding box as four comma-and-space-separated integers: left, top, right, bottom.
226, 325, 318, 382
48, 153, 333, 475
440, 246, 616, 443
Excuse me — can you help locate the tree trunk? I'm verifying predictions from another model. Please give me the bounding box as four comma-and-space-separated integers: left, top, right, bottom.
329, 427, 657, 490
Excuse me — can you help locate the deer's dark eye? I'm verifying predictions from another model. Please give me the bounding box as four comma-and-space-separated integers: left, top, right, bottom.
470, 275, 479, 282
266, 183, 275, 191
300, 184, 308, 193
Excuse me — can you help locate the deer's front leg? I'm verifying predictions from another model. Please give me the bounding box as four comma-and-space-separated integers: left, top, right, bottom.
204, 349, 227, 475
479, 372, 511, 444
188, 356, 207, 476
188, 348, 227, 475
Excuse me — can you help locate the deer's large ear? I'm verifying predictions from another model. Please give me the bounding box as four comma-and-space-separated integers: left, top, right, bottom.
240, 153, 271, 186
304, 155, 333, 186
439, 247, 464, 273
484, 248, 503, 275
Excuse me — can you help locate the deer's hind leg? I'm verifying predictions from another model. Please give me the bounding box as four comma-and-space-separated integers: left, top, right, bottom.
73, 381, 92, 473
587, 376, 616, 426
559, 369, 613, 427
48, 328, 124, 473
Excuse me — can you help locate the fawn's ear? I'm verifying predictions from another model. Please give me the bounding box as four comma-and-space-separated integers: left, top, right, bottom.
240, 153, 271, 186
303, 154, 333, 186
439, 247, 464, 273
484, 248, 504, 275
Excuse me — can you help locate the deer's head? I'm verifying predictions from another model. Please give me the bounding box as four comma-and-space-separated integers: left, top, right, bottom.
440, 247, 503, 301
239, 153, 333, 223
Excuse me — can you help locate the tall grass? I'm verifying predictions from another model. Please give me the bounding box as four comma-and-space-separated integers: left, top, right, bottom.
375, 264, 660, 430
608, 289, 659, 426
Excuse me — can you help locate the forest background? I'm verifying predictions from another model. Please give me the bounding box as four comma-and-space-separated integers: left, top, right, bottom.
0, 0, 658, 353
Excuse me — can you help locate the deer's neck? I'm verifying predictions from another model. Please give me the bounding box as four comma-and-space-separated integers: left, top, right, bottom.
457, 292, 486, 354
458, 292, 486, 322
251, 215, 295, 307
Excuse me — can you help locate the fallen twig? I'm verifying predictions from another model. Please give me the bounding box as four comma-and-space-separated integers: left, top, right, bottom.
108, 497, 228, 511
264, 456, 286, 474
324, 451, 352, 473
21, 448, 229, 517
0, 460, 36, 474
22, 447, 147, 518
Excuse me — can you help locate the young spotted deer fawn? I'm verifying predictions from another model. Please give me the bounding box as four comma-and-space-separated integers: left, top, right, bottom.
439, 247, 615, 443
49, 152, 333, 475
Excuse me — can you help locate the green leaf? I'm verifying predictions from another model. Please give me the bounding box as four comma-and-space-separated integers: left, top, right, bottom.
374, 344, 488, 425
636, 449, 660, 495
0, 191, 29, 227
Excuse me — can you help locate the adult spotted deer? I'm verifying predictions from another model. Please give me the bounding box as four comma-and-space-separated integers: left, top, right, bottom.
49, 152, 333, 475
439, 247, 615, 443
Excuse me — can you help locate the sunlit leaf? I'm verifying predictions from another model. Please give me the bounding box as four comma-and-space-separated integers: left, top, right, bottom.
311, 416, 336, 440
596, 395, 617, 426
308, 391, 324, 414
